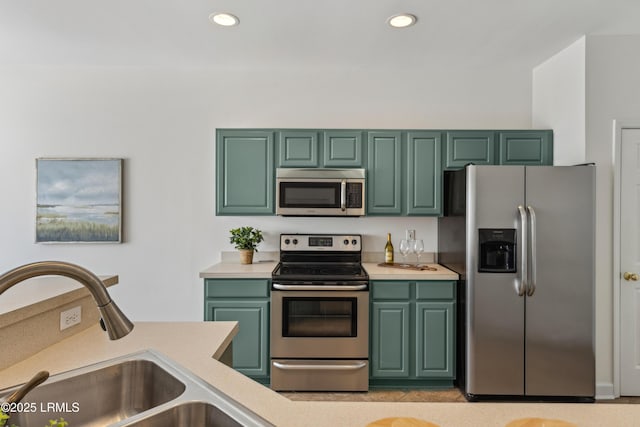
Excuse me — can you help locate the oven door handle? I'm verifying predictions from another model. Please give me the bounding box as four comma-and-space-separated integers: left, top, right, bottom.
272, 283, 368, 291
273, 361, 367, 371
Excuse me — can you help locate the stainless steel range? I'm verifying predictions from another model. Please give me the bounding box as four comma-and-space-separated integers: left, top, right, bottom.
270, 234, 369, 392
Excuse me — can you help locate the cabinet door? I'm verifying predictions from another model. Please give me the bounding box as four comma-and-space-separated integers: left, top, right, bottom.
367, 131, 402, 215
498, 130, 553, 165
370, 301, 411, 378
445, 131, 496, 169
415, 301, 455, 379
407, 131, 442, 215
205, 300, 270, 378
322, 131, 363, 167
216, 130, 274, 215
277, 130, 319, 167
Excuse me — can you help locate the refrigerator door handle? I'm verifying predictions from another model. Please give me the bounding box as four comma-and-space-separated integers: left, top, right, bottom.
527, 205, 537, 296
517, 205, 528, 296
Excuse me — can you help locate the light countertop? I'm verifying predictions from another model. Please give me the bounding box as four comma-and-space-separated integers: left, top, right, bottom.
363, 263, 458, 280
199, 261, 278, 279
199, 262, 458, 281
1, 322, 638, 427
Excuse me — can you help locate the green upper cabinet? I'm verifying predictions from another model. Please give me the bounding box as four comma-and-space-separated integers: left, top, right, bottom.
444, 130, 553, 169
214, 128, 552, 216
277, 131, 319, 167
498, 130, 553, 165
276, 130, 363, 168
366, 131, 402, 215
323, 131, 364, 167
216, 130, 274, 215
406, 131, 442, 215
444, 131, 496, 169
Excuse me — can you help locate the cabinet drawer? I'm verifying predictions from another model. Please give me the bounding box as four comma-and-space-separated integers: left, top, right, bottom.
205, 279, 270, 298
371, 281, 411, 300
416, 281, 455, 300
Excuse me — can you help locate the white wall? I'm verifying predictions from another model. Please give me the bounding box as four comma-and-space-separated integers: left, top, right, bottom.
0, 64, 532, 321
532, 36, 586, 165
584, 35, 640, 395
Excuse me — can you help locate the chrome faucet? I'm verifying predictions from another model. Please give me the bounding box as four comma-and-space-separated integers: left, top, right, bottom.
0, 261, 133, 339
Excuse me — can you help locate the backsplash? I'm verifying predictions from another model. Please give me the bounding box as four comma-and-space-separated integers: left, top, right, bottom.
219, 251, 435, 264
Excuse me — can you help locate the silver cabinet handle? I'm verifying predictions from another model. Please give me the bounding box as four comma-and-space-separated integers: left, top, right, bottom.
527, 205, 537, 296
272, 283, 368, 291
340, 179, 347, 211
273, 361, 367, 371
517, 205, 528, 296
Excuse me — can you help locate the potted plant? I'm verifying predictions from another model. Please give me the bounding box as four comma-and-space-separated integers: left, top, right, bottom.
229, 226, 264, 264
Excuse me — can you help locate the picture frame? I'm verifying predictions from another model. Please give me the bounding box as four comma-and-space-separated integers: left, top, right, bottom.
36, 158, 123, 243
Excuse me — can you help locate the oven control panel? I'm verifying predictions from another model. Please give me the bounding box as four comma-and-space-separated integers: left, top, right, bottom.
280, 234, 361, 251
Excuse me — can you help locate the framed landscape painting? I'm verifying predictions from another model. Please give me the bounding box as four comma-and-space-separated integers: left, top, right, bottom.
36, 158, 123, 243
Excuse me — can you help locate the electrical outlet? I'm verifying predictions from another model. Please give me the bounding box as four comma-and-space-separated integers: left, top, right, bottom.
60, 306, 82, 331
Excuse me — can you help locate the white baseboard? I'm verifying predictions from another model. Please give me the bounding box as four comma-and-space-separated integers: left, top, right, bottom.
596, 382, 615, 400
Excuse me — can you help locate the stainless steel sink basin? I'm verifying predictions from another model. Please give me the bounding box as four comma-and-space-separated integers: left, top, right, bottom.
124, 402, 243, 427
4, 358, 186, 426
1, 350, 273, 427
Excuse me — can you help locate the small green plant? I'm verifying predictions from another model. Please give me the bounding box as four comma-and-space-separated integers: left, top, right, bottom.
0, 411, 68, 427
0, 410, 17, 427
229, 227, 264, 252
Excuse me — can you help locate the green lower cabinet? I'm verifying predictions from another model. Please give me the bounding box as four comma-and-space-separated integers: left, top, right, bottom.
370, 280, 456, 389
371, 302, 411, 378
415, 302, 455, 378
204, 279, 270, 382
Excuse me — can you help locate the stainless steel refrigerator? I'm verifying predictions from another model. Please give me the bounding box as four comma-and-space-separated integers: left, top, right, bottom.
438, 165, 595, 401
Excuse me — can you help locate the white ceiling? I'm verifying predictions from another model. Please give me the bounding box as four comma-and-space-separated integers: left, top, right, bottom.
1, 0, 639, 70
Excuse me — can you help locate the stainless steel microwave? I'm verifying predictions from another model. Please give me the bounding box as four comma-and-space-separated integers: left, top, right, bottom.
275, 168, 365, 216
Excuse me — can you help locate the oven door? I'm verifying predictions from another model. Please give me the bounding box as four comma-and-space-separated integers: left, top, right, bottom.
275, 179, 364, 216
270, 286, 369, 359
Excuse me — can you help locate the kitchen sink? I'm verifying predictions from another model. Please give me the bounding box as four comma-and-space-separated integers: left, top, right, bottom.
1, 350, 273, 427
123, 402, 243, 427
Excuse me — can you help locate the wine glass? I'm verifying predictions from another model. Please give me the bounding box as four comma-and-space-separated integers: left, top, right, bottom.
399, 239, 411, 266
412, 239, 424, 266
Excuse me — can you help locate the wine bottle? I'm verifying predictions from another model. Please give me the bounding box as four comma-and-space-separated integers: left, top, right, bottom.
385, 233, 394, 264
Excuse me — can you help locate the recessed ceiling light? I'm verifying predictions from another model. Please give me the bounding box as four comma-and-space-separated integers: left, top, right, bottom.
388, 13, 417, 28
209, 13, 239, 27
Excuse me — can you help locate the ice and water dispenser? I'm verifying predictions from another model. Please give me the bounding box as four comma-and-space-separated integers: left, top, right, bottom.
478, 229, 516, 273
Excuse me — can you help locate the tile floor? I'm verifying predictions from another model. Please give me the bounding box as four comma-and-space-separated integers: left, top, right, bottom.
281, 389, 640, 404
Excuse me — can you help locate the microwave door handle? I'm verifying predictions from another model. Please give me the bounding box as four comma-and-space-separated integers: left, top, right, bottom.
340, 179, 347, 211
